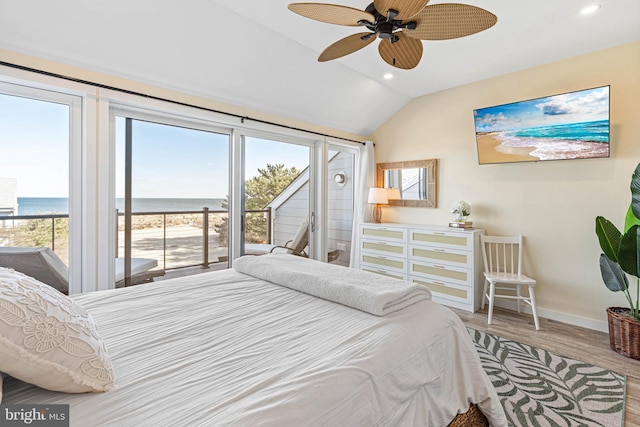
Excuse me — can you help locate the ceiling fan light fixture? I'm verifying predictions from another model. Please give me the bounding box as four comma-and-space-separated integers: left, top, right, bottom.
288, 1, 498, 70
581, 4, 601, 15
383, 73, 394, 80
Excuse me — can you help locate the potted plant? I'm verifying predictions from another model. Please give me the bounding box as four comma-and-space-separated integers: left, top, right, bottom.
595, 162, 640, 359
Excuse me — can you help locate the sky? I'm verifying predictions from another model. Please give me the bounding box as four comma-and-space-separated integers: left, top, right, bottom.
473, 86, 609, 133
0, 93, 69, 197
115, 119, 310, 199
0, 93, 309, 198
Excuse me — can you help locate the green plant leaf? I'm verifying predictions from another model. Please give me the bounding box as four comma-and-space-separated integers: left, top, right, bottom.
595, 216, 622, 262
624, 205, 640, 232
599, 254, 629, 292
618, 225, 640, 277
631, 163, 640, 219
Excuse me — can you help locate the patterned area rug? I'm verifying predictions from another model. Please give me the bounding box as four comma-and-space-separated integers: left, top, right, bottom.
468, 328, 626, 427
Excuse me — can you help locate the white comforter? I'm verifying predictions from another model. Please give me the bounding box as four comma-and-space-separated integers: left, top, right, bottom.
3, 268, 506, 426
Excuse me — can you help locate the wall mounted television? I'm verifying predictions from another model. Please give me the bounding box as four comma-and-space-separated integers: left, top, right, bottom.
473, 85, 610, 165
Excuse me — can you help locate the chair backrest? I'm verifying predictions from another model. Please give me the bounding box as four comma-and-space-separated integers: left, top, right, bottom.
0, 246, 69, 294
288, 217, 309, 255
480, 235, 524, 276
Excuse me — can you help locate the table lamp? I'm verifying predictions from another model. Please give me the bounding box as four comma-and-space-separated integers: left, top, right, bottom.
368, 187, 388, 223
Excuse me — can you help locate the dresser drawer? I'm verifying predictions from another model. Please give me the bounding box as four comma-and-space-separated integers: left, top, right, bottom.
362, 267, 408, 281
411, 276, 473, 308
409, 229, 471, 250
361, 225, 407, 243
361, 253, 406, 275
361, 239, 408, 258
409, 244, 472, 269
409, 260, 470, 286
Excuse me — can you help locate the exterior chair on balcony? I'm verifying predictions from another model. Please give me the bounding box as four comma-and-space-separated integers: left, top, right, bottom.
0, 246, 164, 294
244, 218, 340, 262
245, 218, 309, 257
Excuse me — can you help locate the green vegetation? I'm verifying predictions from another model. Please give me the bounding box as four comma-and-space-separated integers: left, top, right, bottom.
216, 163, 301, 245
595, 163, 640, 319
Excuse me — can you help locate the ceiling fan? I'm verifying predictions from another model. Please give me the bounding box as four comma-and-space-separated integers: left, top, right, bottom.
288, 1, 497, 70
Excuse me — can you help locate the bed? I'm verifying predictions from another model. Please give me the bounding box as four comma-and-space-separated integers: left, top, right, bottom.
1, 254, 506, 426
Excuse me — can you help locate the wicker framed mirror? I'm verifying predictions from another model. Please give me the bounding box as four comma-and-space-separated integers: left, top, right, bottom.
376, 159, 438, 208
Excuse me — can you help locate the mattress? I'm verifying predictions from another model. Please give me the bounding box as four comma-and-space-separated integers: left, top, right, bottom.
3, 267, 506, 426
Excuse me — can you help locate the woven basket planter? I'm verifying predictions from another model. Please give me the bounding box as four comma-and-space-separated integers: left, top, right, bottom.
448, 403, 488, 427
607, 307, 640, 360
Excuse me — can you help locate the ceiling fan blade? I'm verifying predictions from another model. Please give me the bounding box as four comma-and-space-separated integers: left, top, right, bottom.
378, 31, 423, 70
373, 0, 430, 20
319, 32, 376, 62
288, 3, 375, 26
405, 3, 497, 40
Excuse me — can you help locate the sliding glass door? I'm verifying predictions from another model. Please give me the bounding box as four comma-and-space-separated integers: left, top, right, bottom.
241, 135, 313, 258
0, 82, 82, 292
326, 145, 356, 266
115, 115, 230, 286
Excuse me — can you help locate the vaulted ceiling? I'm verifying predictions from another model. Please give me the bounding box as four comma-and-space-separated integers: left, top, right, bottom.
1, 0, 639, 135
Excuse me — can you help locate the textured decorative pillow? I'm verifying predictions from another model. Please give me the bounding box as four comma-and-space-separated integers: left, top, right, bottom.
0, 267, 115, 393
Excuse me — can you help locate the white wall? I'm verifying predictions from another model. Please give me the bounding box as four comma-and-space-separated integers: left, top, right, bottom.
372, 41, 640, 331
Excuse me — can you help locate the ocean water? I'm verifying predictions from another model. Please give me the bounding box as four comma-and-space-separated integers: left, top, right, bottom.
506, 120, 609, 143
17, 197, 226, 215
495, 120, 610, 161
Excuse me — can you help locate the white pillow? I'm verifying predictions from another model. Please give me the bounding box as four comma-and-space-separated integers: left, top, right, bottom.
0, 267, 115, 393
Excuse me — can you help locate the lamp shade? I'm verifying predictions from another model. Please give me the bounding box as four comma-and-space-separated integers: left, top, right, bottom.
386, 187, 401, 200
368, 187, 389, 205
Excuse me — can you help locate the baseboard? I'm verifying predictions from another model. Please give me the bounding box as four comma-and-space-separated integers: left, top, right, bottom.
491, 300, 609, 333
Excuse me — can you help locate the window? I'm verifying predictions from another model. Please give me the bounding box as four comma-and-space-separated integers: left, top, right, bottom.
114, 113, 231, 285
0, 82, 82, 292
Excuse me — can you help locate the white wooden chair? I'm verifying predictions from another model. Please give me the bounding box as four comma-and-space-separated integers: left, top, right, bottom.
480, 235, 540, 330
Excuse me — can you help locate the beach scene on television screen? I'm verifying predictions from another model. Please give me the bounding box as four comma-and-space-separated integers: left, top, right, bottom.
474, 86, 610, 164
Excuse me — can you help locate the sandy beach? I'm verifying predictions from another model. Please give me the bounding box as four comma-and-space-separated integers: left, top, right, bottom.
476, 133, 539, 164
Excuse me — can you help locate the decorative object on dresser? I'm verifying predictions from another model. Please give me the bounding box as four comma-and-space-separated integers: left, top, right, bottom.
367, 187, 389, 223
595, 162, 640, 360
449, 221, 473, 229
450, 200, 473, 228
376, 158, 438, 208
358, 222, 485, 312
480, 235, 539, 330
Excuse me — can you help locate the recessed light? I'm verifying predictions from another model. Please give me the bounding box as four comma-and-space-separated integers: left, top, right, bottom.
383, 73, 394, 80
581, 4, 601, 15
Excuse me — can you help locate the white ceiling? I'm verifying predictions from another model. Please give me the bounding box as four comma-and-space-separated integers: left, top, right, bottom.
0, 0, 639, 136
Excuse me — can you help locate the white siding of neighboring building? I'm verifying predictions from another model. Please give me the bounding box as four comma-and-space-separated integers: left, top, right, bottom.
270, 152, 354, 266
326, 153, 354, 266
0, 178, 18, 216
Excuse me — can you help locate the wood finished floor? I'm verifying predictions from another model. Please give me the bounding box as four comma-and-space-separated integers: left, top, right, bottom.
451, 306, 640, 427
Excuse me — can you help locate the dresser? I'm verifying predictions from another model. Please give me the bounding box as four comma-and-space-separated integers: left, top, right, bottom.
358, 222, 485, 312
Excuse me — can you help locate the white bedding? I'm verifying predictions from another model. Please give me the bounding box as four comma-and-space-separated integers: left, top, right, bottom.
3, 267, 506, 426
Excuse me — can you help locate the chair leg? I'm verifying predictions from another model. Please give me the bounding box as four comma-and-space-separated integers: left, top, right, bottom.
529, 285, 540, 331
481, 279, 489, 310
487, 282, 496, 325
516, 285, 522, 313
